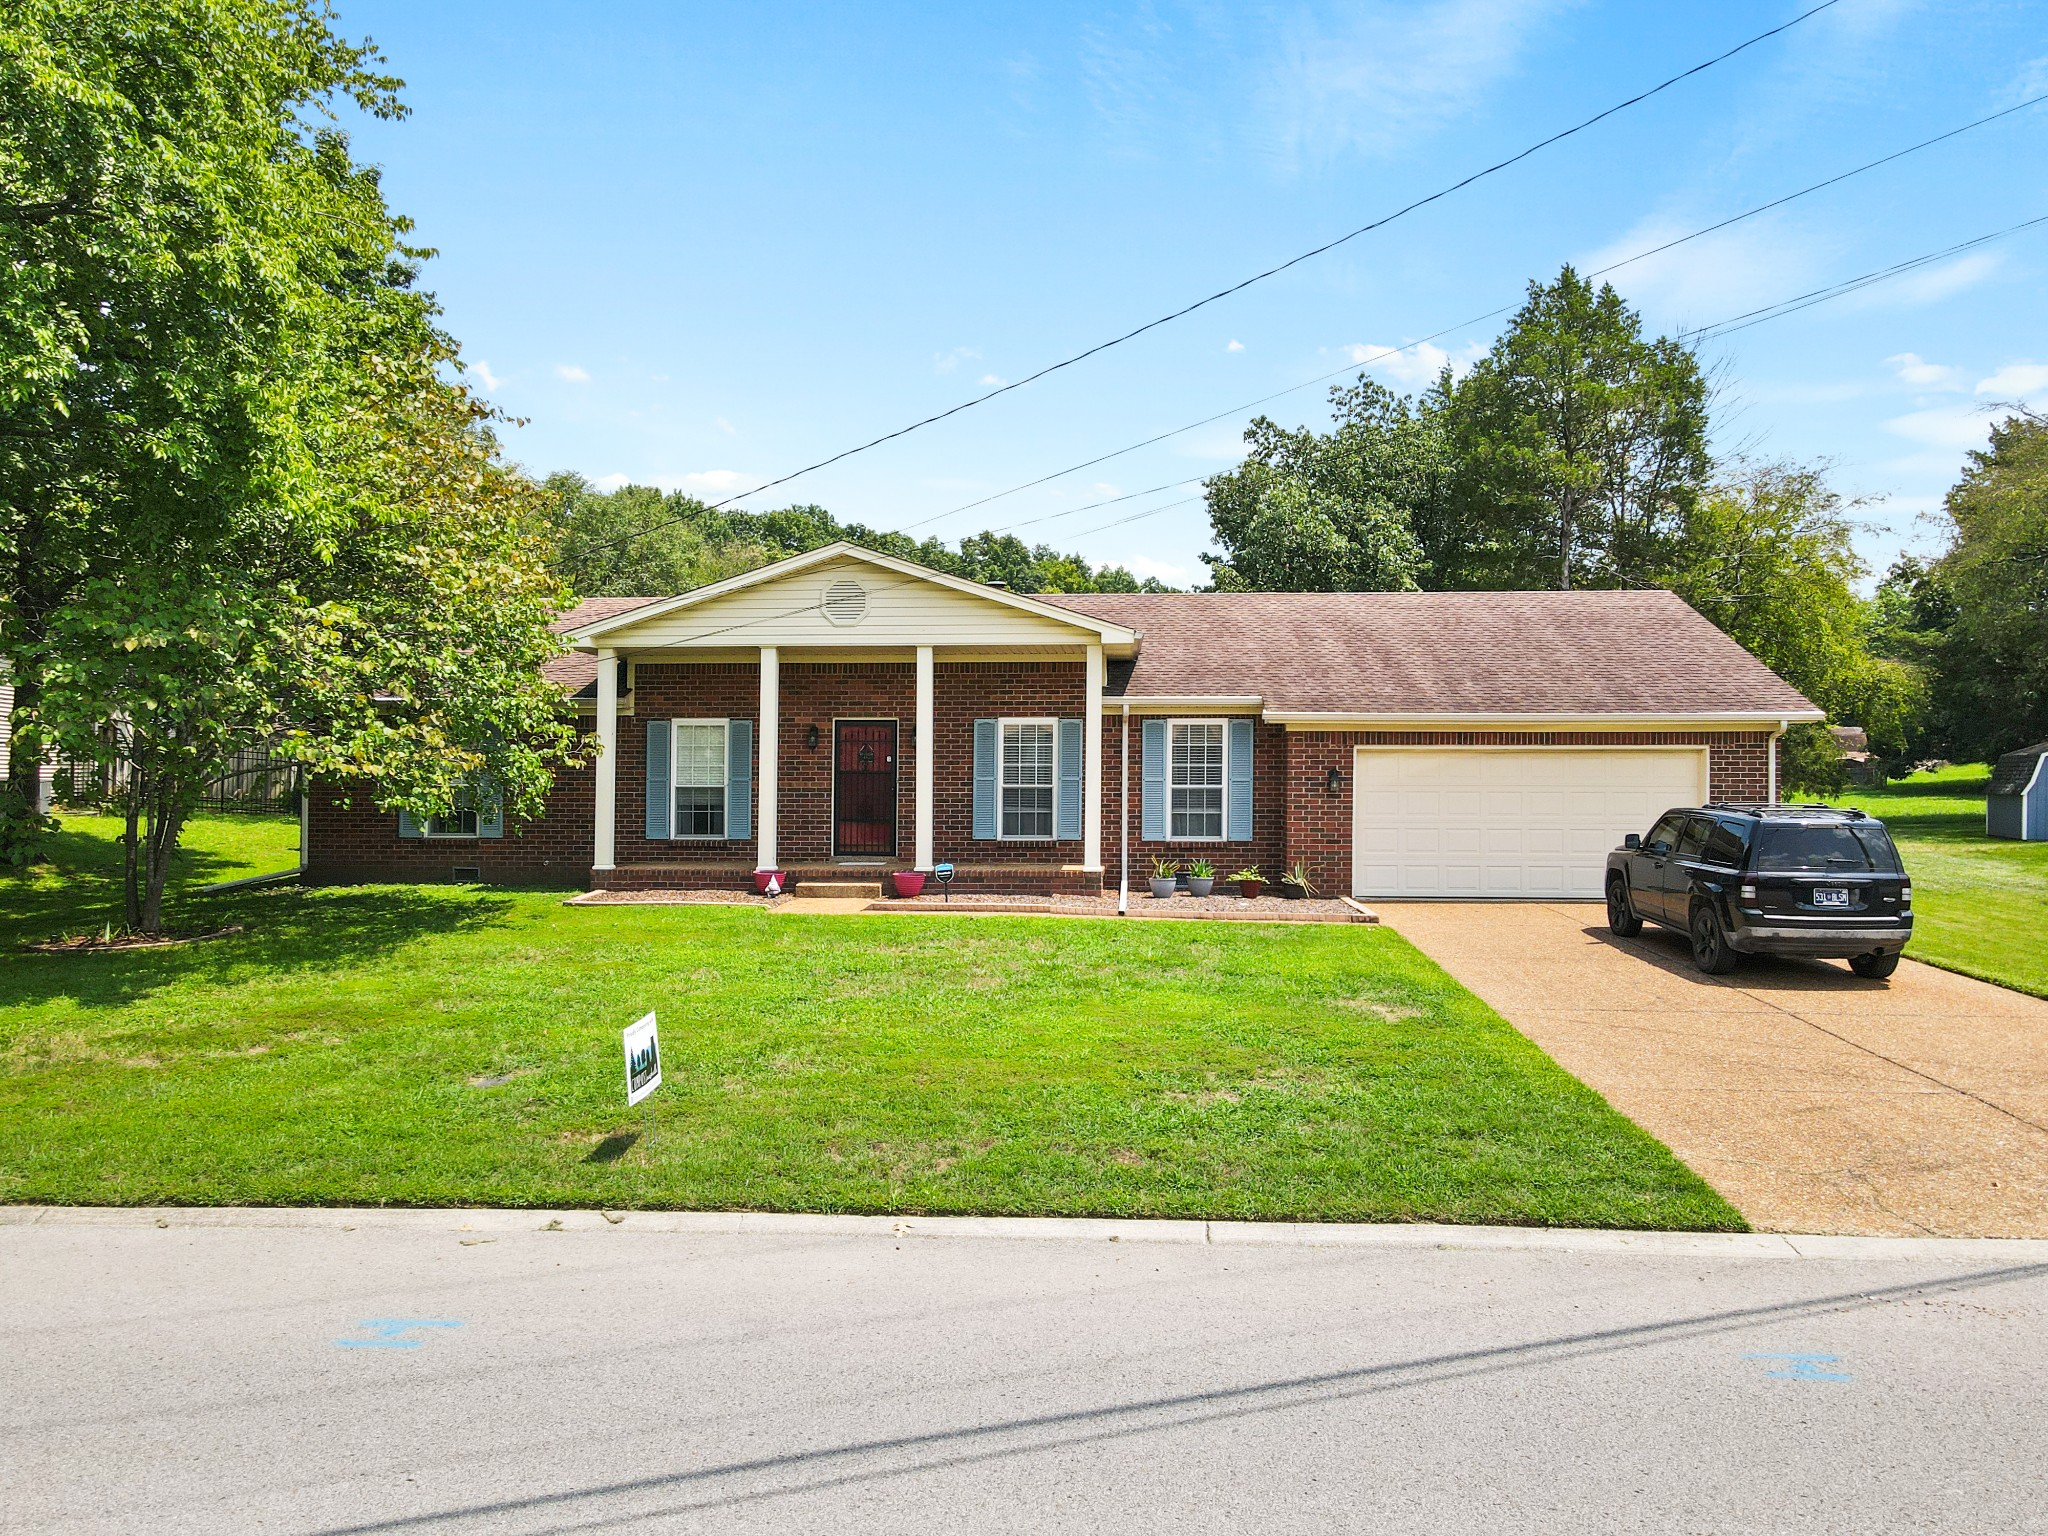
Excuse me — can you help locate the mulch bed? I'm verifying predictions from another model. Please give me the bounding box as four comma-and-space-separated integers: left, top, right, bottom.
25, 924, 246, 953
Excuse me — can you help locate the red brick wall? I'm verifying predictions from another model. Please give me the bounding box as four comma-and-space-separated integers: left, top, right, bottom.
614, 662, 759, 865
932, 660, 1089, 868
304, 765, 595, 886
1284, 729, 1777, 894
1096, 716, 1288, 886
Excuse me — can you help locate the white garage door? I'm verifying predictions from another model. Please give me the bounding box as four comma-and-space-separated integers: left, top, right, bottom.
1351, 748, 1707, 899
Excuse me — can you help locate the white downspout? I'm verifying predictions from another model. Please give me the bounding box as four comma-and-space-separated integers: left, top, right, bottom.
1117, 703, 1130, 915
1768, 717, 1786, 805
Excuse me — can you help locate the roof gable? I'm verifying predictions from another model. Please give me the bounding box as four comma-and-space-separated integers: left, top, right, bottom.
566, 542, 1136, 650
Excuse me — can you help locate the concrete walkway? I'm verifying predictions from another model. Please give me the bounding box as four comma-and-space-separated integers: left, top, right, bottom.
1378, 902, 2048, 1239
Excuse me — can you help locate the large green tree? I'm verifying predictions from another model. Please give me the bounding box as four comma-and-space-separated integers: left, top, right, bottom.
1201, 376, 1438, 591
1, 0, 579, 928
1446, 266, 1711, 590
1917, 410, 2048, 759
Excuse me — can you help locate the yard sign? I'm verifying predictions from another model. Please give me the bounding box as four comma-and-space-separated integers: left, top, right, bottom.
623, 1012, 662, 1106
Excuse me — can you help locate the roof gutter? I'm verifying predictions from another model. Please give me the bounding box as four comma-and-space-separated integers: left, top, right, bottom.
1262, 709, 1827, 730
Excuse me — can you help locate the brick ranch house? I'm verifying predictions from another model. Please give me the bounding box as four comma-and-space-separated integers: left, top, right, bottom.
304, 541, 1822, 900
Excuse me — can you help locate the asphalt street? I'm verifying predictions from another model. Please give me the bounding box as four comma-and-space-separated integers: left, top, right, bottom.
5, 1210, 2047, 1535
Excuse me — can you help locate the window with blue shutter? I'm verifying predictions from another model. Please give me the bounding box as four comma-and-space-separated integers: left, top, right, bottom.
476, 779, 504, 839
1225, 717, 1254, 842
397, 808, 423, 839
972, 719, 999, 839
645, 719, 671, 840
1140, 718, 1168, 841
726, 718, 753, 841
1055, 718, 1084, 840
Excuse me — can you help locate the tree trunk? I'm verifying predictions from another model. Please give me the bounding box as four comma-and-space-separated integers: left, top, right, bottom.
121, 771, 143, 933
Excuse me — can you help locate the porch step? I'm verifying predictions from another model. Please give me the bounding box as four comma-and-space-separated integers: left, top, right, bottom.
800, 880, 883, 899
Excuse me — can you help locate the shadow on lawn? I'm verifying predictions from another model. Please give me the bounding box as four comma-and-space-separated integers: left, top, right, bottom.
0, 885, 515, 1011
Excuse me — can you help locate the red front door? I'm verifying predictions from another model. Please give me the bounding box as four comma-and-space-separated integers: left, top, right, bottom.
833, 720, 898, 857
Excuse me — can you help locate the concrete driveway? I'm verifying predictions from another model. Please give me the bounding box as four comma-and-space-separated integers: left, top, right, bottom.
1378, 903, 2048, 1238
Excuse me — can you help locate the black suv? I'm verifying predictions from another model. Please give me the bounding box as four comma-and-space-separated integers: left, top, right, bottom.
1605, 804, 1912, 978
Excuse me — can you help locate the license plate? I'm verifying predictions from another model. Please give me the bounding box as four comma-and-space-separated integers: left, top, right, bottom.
1812, 887, 1851, 908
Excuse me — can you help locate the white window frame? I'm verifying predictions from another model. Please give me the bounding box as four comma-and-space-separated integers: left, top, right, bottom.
997, 716, 1058, 842
1167, 717, 1229, 843
423, 788, 480, 840
670, 718, 731, 841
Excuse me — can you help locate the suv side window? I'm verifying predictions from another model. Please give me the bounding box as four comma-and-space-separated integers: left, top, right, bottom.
1644, 813, 1686, 856
1703, 818, 1749, 868
1676, 816, 1712, 859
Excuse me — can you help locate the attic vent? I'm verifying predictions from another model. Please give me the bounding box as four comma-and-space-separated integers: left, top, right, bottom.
822, 578, 868, 626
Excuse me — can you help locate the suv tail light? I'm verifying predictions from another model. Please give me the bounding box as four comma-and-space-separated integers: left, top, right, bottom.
1901, 884, 1911, 909
1739, 883, 1757, 902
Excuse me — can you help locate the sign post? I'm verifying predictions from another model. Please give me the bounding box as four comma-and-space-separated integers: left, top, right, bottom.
623, 1011, 661, 1107
934, 861, 954, 903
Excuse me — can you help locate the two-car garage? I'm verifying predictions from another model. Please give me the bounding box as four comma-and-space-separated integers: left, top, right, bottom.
1350, 747, 1710, 900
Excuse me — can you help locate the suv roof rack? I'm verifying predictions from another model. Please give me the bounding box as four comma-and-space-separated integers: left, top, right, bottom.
1704, 801, 1867, 819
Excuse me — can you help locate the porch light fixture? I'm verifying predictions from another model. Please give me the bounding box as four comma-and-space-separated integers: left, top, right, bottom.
1326, 766, 1343, 795
805, 724, 820, 752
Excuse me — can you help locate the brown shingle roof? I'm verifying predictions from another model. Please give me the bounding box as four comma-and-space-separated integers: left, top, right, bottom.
547, 597, 663, 695
1043, 589, 1817, 716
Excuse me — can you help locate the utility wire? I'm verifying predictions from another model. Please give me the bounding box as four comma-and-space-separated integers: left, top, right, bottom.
988, 214, 2048, 551
899, 90, 2048, 536
582, 2, 1842, 555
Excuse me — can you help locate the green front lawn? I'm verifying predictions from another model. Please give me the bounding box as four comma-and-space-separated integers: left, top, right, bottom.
1829, 766, 2048, 999
0, 815, 1740, 1229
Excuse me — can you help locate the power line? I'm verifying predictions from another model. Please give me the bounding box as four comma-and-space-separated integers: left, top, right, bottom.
581, 3, 1842, 556
899, 91, 2047, 536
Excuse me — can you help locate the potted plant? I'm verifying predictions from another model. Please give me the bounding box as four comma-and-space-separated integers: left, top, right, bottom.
754, 870, 793, 896
890, 870, 927, 898
1279, 860, 1317, 901
1186, 858, 1215, 897
1229, 865, 1264, 899
1149, 855, 1179, 900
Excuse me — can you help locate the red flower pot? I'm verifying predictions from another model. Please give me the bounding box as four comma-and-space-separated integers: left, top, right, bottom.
890, 870, 927, 898
1236, 878, 1264, 899
754, 870, 792, 896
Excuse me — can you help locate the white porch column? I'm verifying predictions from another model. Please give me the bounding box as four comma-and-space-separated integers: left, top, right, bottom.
915, 644, 935, 870
593, 648, 618, 872
757, 646, 779, 870
1083, 642, 1104, 872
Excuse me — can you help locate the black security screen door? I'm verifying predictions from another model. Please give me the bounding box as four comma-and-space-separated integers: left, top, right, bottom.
834, 720, 897, 856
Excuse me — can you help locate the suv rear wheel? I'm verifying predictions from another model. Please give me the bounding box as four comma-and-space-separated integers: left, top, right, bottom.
1689, 901, 1738, 976
1606, 878, 1642, 937
1849, 951, 1901, 980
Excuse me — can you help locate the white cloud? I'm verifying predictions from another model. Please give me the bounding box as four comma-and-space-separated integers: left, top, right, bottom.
714, 415, 738, 436
1260, 0, 1573, 167
1884, 405, 1995, 450
934, 346, 981, 375
1885, 352, 1963, 389
978, 373, 1006, 387
1582, 214, 1824, 328
592, 472, 631, 492
556, 364, 591, 383
1226, 339, 1245, 353
1977, 362, 2048, 398
468, 359, 503, 392
1847, 252, 2003, 310
1342, 339, 1482, 387
1119, 554, 1189, 583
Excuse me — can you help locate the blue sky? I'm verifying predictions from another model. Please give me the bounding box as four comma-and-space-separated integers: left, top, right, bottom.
337, 1, 2047, 588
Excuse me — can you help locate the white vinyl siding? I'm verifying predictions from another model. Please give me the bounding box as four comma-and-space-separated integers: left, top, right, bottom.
1000, 719, 1056, 840
672, 720, 729, 838
1169, 720, 1226, 840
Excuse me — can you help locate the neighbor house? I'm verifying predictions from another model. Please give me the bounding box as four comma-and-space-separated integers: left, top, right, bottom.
304, 541, 1822, 900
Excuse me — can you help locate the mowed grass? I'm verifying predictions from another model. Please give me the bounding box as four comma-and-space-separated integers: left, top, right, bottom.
1831, 766, 2048, 999
0, 816, 1741, 1229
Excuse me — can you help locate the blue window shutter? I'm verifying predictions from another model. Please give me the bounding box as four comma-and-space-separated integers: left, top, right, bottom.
1141, 718, 1168, 841
396, 808, 422, 839
644, 719, 671, 841
726, 718, 753, 841
1226, 718, 1254, 842
1056, 718, 1084, 840
476, 780, 504, 839
972, 719, 999, 840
